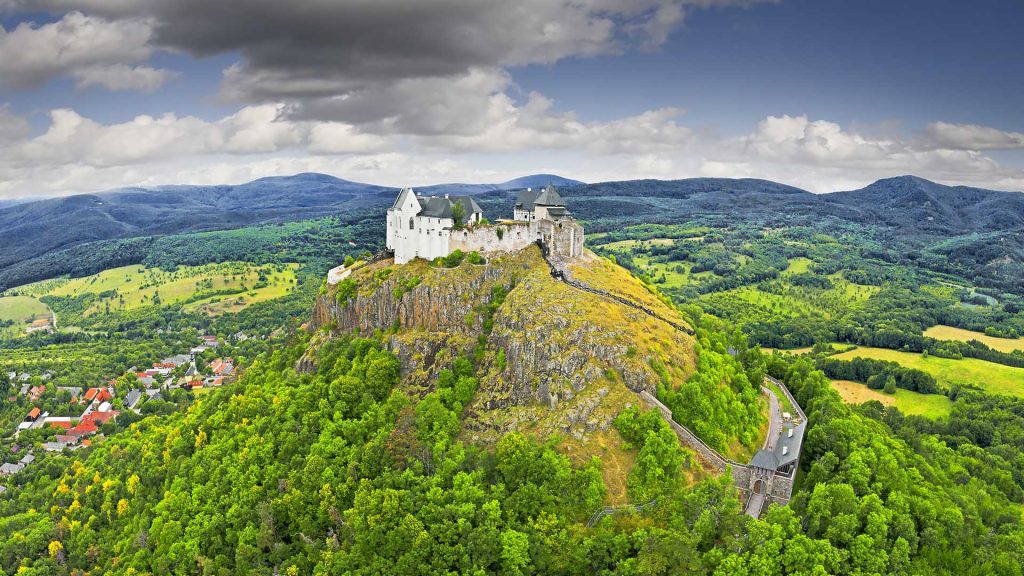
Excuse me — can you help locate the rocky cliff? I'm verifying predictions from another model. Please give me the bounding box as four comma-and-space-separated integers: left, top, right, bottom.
308, 246, 697, 442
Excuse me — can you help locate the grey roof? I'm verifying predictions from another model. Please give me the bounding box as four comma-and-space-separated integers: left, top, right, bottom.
43, 442, 67, 452
0, 485, 6, 493
515, 188, 541, 210
417, 195, 482, 219
125, 389, 143, 408
750, 449, 778, 470
774, 421, 806, 469
19, 454, 34, 465
534, 184, 565, 207
545, 206, 572, 218
516, 184, 566, 210
163, 354, 192, 366
0, 463, 24, 475
391, 187, 416, 209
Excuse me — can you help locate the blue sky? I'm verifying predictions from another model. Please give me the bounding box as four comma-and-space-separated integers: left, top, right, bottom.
0, 0, 1021, 197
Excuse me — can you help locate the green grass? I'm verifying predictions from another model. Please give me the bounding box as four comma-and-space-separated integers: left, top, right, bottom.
832, 346, 1024, 398
781, 257, 813, 275
0, 296, 52, 337
830, 379, 952, 418
23, 261, 299, 318
923, 325, 1024, 353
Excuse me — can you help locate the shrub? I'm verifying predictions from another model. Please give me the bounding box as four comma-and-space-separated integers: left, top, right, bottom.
335, 278, 357, 307
496, 227, 505, 240
441, 250, 466, 268
466, 252, 486, 265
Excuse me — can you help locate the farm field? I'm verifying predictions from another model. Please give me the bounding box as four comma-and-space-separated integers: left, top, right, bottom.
830, 379, 952, 418
832, 346, 1024, 398
0, 295, 52, 337
923, 325, 1024, 353
12, 262, 299, 318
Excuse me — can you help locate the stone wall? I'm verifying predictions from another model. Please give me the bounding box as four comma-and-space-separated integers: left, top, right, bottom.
537, 218, 583, 259
640, 391, 730, 472
449, 222, 536, 255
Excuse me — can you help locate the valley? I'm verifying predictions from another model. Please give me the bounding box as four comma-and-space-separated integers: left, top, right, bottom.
0, 175, 1022, 575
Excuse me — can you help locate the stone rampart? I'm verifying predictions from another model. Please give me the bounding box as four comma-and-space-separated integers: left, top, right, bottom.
449, 222, 537, 255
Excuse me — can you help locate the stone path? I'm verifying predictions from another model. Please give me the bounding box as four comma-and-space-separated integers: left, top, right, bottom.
762, 386, 782, 451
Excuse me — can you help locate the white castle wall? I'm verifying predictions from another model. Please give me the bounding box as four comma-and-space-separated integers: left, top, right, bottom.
449, 222, 537, 255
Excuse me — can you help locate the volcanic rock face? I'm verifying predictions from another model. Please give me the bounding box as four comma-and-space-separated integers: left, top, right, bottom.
310, 246, 697, 439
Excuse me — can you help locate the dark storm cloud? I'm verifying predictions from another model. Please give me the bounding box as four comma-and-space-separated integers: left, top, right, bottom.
16, 0, 737, 121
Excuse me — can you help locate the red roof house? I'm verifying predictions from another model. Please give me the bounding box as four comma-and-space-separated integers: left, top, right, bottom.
26, 407, 41, 421
48, 420, 72, 430
82, 411, 118, 426
68, 422, 98, 437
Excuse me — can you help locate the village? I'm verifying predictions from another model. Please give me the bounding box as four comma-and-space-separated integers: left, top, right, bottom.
0, 333, 242, 484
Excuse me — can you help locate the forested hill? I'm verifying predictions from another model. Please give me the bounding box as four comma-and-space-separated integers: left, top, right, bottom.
826, 176, 1024, 234
1, 173, 1021, 293
0, 173, 579, 273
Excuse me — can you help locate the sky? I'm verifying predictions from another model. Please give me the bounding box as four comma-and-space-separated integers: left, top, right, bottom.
0, 0, 1022, 198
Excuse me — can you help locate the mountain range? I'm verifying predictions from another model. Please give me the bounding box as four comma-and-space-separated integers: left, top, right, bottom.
0, 172, 1020, 290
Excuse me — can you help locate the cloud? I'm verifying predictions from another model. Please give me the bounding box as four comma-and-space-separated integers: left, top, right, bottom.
0, 11, 157, 89
924, 121, 1024, 151
71, 63, 176, 91
15, 0, 765, 127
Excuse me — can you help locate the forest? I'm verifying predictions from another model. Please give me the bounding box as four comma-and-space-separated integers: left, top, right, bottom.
0, 176, 1023, 574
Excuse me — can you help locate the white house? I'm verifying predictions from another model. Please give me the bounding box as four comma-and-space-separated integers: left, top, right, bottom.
386, 188, 484, 264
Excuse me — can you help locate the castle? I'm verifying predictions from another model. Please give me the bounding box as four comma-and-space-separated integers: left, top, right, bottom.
386, 184, 583, 264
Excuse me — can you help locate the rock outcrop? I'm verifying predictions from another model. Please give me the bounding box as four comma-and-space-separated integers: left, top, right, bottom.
309, 246, 697, 441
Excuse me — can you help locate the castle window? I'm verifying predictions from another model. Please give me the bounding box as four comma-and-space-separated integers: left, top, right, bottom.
409, 217, 414, 230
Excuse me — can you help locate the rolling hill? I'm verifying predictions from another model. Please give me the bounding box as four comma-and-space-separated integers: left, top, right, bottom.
0, 173, 581, 272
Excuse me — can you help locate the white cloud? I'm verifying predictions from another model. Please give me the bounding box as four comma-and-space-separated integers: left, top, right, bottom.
0, 11, 158, 89
72, 63, 175, 91
0, 100, 1022, 198
924, 121, 1024, 151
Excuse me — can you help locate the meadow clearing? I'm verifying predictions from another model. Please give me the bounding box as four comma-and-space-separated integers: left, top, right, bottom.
830, 379, 952, 418
923, 325, 1024, 353
832, 346, 1024, 398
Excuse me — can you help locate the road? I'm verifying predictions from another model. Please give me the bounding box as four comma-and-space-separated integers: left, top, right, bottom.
761, 385, 782, 451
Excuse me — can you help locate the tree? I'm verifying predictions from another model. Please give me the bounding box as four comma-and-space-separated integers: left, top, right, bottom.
883, 376, 897, 395
451, 202, 466, 229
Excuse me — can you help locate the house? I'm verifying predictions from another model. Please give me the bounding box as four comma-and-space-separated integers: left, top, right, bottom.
232, 332, 249, 342
43, 442, 67, 452
382, 184, 583, 266
46, 417, 72, 430
386, 189, 485, 264
162, 354, 193, 367
145, 389, 163, 401
19, 453, 34, 465
83, 411, 117, 426
55, 434, 79, 445
26, 407, 40, 422
0, 463, 24, 476
201, 336, 220, 348
210, 358, 235, 376
83, 387, 113, 405
28, 385, 45, 401
205, 376, 224, 387
125, 389, 143, 410
68, 422, 98, 437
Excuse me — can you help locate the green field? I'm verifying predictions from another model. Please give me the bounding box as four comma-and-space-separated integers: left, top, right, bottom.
924, 325, 1024, 353
832, 346, 1024, 398
14, 261, 299, 318
830, 379, 952, 418
0, 296, 52, 337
